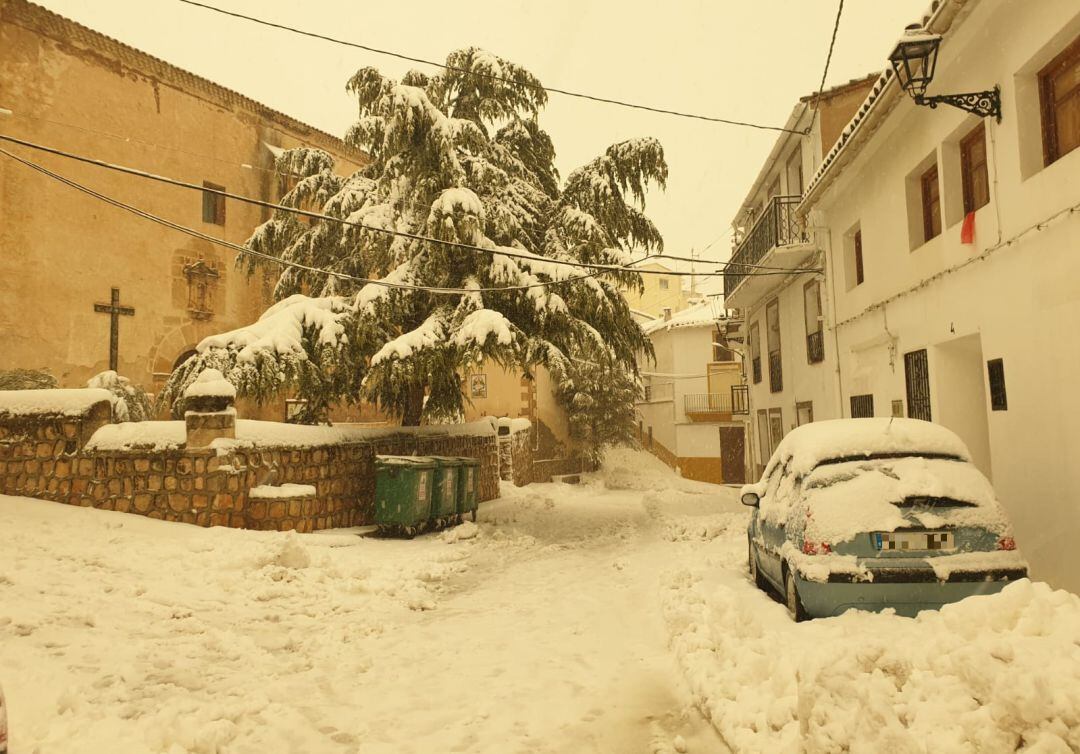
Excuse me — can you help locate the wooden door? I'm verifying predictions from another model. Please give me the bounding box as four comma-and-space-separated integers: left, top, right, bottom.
719, 426, 746, 484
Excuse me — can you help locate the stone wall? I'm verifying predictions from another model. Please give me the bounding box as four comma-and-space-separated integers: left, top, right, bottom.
0, 398, 501, 533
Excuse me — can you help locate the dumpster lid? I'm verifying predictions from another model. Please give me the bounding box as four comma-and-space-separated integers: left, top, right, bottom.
450, 456, 480, 465
375, 455, 436, 468
426, 455, 464, 464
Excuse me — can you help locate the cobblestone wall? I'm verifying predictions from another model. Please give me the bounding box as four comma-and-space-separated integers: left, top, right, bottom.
0, 402, 501, 533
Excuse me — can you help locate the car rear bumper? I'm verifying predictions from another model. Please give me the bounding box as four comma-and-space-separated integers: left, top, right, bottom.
795, 569, 1026, 619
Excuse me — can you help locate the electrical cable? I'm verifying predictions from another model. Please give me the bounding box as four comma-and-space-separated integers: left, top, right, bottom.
0, 145, 617, 296
176, 0, 808, 135
0, 133, 820, 278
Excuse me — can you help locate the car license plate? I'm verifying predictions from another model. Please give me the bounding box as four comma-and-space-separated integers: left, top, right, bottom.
874, 531, 955, 551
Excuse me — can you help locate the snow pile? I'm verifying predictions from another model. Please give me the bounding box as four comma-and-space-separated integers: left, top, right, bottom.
799, 456, 1010, 544
662, 571, 1080, 752
0, 388, 113, 417
248, 484, 316, 499
182, 368, 236, 399
497, 417, 531, 434
85, 421, 186, 451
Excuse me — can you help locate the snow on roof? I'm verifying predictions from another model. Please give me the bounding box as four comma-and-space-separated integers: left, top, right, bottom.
0, 388, 113, 417
85, 417, 499, 451
641, 302, 720, 335
182, 369, 236, 399
758, 418, 972, 480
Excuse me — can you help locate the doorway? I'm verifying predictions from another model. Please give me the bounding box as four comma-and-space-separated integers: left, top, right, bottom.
933, 334, 993, 478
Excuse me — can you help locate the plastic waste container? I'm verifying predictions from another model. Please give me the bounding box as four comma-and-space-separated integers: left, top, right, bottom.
454, 456, 480, 522
374, 455, 436, 538
427, 456, 462, 527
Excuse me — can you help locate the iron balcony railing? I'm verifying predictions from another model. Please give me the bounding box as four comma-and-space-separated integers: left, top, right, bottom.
724, 195, 808, 299
731, 384, 750, 414
806, 330, 824, 364
768, 350, 783, 393
684, 393, 732, 414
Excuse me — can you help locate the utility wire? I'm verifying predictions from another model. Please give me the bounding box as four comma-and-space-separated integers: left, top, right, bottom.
175, 0, 808, 135
809, 0, 845, 121
0, 133, 819, 277
3, 111, 720, 271
0, 146, 615, 296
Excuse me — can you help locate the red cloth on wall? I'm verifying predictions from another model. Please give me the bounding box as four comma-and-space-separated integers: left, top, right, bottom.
960, 211, 976, 245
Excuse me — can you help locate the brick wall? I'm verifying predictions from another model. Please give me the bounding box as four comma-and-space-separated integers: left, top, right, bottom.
0, 402, 501, 532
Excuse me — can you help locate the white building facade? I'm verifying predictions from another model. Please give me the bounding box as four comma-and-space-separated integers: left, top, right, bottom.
769, 0, 1080, 591
635, 304, 749, 484
725, 77, 877, 478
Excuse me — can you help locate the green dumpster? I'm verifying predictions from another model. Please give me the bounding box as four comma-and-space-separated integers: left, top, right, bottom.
454, 456, 480, 522
374, 455, 436, 538
427, 456, 463, 528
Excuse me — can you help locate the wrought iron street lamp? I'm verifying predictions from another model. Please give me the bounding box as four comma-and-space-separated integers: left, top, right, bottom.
888, 25, 1001, 122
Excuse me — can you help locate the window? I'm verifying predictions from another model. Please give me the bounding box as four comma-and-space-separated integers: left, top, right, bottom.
768, 407, 784, 449
987, 358, 1008, 411
766, 299, 782, 393
202, 182, 226, 225
960, 123, 990, 214
803, 280, 824, 364
749, 321, 762, 384
854, 231, 864, 285
796, 401, 814, 426
920, 164, 941, 242
850, 394, 874, 418
1039, 34, 1080, 166
756, 409, 770, 464
658, 278, 670, 290
891, 399, 905, 418
712, 328, 734, 362
786, 148, 804, 197
904, 349, 932, 421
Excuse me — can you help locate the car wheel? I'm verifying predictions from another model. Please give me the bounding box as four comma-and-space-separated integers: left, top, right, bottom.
784, 567, 809, 623
748, 540, 767, 590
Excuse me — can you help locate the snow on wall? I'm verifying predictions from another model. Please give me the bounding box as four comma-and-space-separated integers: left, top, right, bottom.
248, 483, 317, 499
0, 388, 113, 417
86, 418, 499, 451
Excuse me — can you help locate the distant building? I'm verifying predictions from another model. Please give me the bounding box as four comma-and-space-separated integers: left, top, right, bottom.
0, 0, 366, 417
635, 303, 749, 484
623, 262, 691, 322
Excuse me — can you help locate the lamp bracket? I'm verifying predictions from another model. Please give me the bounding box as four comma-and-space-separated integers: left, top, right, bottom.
914, 85, 1001, 122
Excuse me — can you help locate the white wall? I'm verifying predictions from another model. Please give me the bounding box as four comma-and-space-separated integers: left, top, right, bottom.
813, 0, 1080, 592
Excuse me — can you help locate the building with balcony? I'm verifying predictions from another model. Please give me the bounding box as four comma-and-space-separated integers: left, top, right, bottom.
796, 0, 1080, 592
724, 75, 877, 477
635, 303, 749, 484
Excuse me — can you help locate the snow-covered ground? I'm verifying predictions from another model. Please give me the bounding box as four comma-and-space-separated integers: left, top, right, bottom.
1, 449, 1079, 753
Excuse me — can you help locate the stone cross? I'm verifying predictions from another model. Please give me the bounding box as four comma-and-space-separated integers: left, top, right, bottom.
93, 287, 135, 372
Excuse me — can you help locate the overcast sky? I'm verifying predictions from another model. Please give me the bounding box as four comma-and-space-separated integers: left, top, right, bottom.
38, 0, 929, 296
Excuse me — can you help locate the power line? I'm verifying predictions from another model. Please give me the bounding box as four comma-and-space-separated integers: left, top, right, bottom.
0, 133, 819, 278
0, 146, 614, 296
175, 0, 808, 135
809, 0, 845, 121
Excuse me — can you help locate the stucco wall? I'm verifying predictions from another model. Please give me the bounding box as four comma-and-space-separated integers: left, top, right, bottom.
809, 0, 1080, 591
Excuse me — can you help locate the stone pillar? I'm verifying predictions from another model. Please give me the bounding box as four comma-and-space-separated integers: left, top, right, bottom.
182, 369, 237, 448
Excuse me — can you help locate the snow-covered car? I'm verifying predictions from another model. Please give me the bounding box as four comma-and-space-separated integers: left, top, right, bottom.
741, 418, 1027, 620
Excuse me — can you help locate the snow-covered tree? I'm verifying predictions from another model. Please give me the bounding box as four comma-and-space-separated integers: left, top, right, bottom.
87, 370, 154, 422
159, 48, 665, 456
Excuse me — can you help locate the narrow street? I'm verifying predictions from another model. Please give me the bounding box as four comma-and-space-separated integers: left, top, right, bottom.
0, 450, 739, 753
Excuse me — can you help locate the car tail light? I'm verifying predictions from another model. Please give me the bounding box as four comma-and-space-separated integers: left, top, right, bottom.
801, 541, 832, 555
997, 537, 1016, 551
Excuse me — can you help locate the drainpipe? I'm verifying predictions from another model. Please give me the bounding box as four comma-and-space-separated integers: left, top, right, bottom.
816, 213, 845, 418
